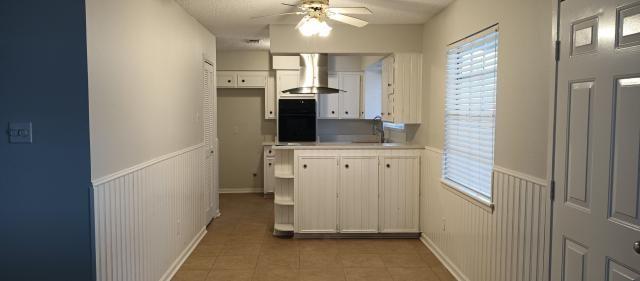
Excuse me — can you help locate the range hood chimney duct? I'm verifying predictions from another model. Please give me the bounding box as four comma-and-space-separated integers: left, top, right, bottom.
282, 53, 340, 95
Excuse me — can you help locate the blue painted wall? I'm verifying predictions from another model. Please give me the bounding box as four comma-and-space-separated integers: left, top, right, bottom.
0, 0, 94, 280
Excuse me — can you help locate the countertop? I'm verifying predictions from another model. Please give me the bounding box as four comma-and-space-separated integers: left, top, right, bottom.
269, 142, 424, 150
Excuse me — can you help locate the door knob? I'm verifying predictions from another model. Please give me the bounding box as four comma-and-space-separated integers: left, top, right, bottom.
634, 241, 640, 254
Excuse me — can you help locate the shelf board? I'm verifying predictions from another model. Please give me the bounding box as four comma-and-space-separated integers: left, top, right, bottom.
274, 198, 294, 206
274, 223, 294, 232
275, 173, 294, 179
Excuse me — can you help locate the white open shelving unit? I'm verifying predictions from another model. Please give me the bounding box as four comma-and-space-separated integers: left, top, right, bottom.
273, 149, 295, 234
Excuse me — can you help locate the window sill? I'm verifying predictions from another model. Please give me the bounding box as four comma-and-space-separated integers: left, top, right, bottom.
440, 178, 494, 213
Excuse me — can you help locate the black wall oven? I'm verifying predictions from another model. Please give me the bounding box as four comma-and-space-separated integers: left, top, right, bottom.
278, 99, 316, 142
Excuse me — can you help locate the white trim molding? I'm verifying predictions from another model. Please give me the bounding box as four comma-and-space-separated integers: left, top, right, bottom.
421, 234, 469, 281
219, 187, 264, 194
92, 143, 205, 186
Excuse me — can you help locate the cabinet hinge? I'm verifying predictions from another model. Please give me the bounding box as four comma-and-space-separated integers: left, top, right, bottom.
555, 41, 561, 62
550, 180, 556, 201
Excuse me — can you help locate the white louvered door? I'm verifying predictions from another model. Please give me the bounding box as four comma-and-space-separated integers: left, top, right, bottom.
204, 61, 218, 222
552, 0, 640, 280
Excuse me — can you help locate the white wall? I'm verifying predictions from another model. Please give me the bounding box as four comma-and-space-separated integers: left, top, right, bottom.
417, 0, 555, 280
86, 0, 216, 179
217, 50, 271, 71
270, 24, 423, 54
415, 0, 554, 179
218, 89, 276, 192
86, 0, 216, 280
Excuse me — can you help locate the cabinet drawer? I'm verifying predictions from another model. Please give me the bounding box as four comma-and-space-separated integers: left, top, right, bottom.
217, 72, 236, 88
238, 72, 267, 88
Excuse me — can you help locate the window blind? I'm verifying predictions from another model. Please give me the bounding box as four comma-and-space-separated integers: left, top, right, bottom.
443, 29, 499, 199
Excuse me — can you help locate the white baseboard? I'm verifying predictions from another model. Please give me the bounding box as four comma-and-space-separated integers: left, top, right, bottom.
420, 234, 468, 281
219, 187, 263, 194
161, 227, 207, 281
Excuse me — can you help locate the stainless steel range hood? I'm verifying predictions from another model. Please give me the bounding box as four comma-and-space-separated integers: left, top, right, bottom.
282, 53, 340, 95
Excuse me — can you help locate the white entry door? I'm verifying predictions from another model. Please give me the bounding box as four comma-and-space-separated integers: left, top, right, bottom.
204, 61, 219, 222
552, 0, 640, 280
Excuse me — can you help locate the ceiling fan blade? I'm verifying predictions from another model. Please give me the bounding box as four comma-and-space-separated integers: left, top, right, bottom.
251, 12, 303, 19
328, 13, 369, 28
327, 7, 372, 15
281, 2, 302, 9
295, 16, 310, 29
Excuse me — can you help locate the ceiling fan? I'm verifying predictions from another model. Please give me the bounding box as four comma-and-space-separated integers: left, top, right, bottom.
253, 0, 373, 37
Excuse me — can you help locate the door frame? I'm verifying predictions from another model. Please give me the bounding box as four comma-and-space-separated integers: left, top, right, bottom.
547, 0, 562, 280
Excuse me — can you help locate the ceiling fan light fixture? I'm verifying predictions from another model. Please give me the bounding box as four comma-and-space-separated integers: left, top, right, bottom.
298, 17, 332, 37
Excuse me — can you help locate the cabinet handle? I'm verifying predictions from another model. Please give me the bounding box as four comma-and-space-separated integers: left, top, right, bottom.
268, 150, 272, 154
381, 113, 385, 115
303, 164, 307, 169
388, 83, 392, 86
242, 79, 246, 82
227, 80, 231, 83
387, 112, 391, 115
268, 163, 272, 166
345, 111, 349, 115
386, 164, 391, 168
345, 164, 349, 169
331, 110, 335, 114
269, 111, 273, 114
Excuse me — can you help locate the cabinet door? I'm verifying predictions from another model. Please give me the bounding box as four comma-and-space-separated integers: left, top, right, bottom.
276, 70, 300, 97
265, 72, 276, 119
237, 71, 267, 88
296, 156, 338, 233
339, 156, 379, 233
319, 74, 340, 119
339, 72, 361, 119
217, 71, 236, 88
379, 155, 420, 233
381, 56, 395, 121
264, 158, 275, 193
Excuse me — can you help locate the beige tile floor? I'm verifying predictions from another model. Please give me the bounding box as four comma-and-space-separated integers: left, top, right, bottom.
173, 194, 456, 281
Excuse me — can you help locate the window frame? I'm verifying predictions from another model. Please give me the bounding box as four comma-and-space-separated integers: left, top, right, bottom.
441, 25, 499, 211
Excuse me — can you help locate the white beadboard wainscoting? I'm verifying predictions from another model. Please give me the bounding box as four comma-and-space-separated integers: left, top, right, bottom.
92, 144, 213, 281
420, 147, 550, 281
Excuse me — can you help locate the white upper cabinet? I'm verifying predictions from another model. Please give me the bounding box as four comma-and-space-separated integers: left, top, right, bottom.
237, 71, 267, 88
318, 72, 362, 119
217, 71, 237, 88
319, 74, 340, 119
265, 72, 276, 119
339, 72, 361, 119
381, 53, 422, 124
276, 70, 301, 98
217, 71, 267, 89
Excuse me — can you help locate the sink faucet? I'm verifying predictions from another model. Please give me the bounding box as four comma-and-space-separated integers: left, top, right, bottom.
373, 116, 385, 143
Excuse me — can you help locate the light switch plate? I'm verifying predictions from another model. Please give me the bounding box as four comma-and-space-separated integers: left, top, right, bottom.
8, 122, 32, 144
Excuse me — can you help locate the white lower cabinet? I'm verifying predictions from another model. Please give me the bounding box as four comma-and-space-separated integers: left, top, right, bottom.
264, 158, 274, 194
338, 156, 379, 233
379, 156, 420, 233
294, 150, 421, 234
296, 156, 338, 233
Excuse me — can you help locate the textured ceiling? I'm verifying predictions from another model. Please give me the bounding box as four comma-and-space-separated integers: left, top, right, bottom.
176, 0, 453, 51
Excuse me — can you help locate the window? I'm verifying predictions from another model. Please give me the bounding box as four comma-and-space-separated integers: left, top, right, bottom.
443, 27, 499, 201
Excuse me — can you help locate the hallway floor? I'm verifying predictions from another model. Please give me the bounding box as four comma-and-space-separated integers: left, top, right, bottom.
172, 194, 454, 281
